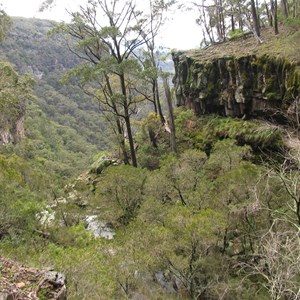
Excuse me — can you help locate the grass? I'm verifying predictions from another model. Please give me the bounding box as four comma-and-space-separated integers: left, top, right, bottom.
185, 24, 300, 65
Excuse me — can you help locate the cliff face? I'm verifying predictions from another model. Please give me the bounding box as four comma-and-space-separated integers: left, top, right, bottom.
0, 61, 28, 145
173, 52, 299, 121
0, 99, 26, 145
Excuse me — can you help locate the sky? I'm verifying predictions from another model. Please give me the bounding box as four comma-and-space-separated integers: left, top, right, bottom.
0, 0, 202, 50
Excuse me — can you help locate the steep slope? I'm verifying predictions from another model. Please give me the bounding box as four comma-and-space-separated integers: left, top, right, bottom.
0, 17, 110, 178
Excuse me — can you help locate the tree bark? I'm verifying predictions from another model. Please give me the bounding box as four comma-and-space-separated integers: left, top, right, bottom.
105, 74, 129, 165
265, 0, 273, 26
231, 15, 235, 32
155, 78, 165, 124
120, 74, 137, 167
294, 0, 299, 18
274, 0, 279, 34
251, 0, 260, 37
281, 0, 289, 19
237, 2, 244, 31
151, 80, 158, 114
163, 77, 177, 155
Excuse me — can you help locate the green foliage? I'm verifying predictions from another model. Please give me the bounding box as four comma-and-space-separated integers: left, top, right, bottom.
94, 165, 148, 225
0, 17, 109, 151
284, 16, 300, 28
136, 112, 169, 169
175, 112, 284, 155
0, 61, 34, 130
204, 139, 252, 178
0, 13, 298, 300
48, 223, 93, 247
0, 10, 12, 42
0, 154, 46, 238
0, 120, 296, 299
228, 29, 245, 39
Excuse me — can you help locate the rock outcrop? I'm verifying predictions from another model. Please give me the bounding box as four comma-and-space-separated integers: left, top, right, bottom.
0, 99, 26, 145
173, 51, 299, 122
0, 61, 28, 145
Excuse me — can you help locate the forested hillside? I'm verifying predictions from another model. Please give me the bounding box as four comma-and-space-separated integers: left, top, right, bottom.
0, 1, 300, 299
0, 17, 109, 179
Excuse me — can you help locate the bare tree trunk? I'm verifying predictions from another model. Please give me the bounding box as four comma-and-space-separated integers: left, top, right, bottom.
256, 0, 261, 30
202, 0, 214, 44
230, 4, 235, 32
220, 0, 226, 41
237, 2, 244, 30
151, 81, 158, 114
274, 0, 279, 34
293, 0, 299, 18
154, 78, 165, 124
270, 0, 279, 34
281, 0, 289, 18
163, 77, 177, 154
265, 0, 273, 26
215, 0, 222, 41
105, 74, 130, 165
251, 0, 261, 36
116, 119, 130, 165
120, 74, 137, 167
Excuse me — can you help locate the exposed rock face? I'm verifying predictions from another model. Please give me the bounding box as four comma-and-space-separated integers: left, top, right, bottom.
85, 215, 115, 239
173, 52, 299, 122
89, 154, 119, 175
0, 99, 26, 145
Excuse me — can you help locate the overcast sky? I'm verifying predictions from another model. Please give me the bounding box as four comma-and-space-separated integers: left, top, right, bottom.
0, 0, 202, 50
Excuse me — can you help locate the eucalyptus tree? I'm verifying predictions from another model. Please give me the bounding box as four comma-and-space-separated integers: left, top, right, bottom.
192, 0, 271, 44
53, 0, 163, 167
271, 0, 279, 34
250, 0, 261, 36
137, 0, 175, 124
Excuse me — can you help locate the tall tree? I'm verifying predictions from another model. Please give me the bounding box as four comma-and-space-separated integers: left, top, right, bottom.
281, 0, 289, 18
271, 0, 279, 34
265, 0, 273, 27
138, 0, 175, 124
194, 0, 216, 45
293, 0, 299, 18
250, 0, 261, 37
53, 0, 157, 167
163, 76, 177, 154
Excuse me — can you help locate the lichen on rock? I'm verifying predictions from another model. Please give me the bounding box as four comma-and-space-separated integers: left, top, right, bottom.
172, 51, 299, 123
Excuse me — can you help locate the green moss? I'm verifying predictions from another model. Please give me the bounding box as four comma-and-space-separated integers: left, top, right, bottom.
173, 48, 299, 121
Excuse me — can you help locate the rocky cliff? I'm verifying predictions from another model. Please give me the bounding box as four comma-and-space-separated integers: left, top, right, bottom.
0, 99, 26, 145
172, 27, 300, 123
0, 61, 29, 145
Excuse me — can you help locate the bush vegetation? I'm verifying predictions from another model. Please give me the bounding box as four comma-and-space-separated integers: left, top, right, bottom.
1, 106, 299, 299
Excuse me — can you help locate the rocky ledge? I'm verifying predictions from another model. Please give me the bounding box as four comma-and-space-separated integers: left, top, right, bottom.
0, 256, 66, 300
172, 26, 300, 123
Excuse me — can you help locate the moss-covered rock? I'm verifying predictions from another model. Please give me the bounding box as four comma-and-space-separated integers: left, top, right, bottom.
89, 154, 119, 175
172, 52, 299, 123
